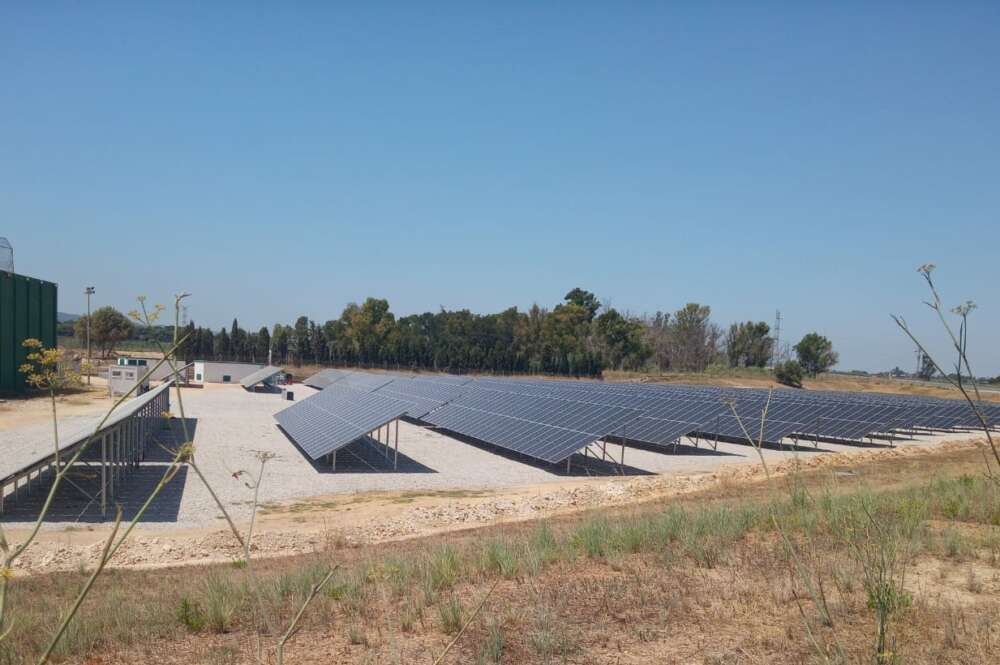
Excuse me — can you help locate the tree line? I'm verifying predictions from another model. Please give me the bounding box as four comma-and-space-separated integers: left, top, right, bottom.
67, 289, 841, 379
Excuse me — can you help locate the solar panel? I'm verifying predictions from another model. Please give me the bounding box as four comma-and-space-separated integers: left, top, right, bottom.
274, 387, 413, 460
446, 387, 641, 435
423, 388, 640, 464
621, 417, 701, 446
424, 403, 632, 464
303, 369, 351, 389
374, 377, 473, 419
333, 372, 397, 393
240, 365, 283, 389
809, 417, 886, 440
415, 374, 475, 387
695, 414, 803, 444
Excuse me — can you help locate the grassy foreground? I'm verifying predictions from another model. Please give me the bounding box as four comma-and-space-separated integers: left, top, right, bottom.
3, 444, 999, 664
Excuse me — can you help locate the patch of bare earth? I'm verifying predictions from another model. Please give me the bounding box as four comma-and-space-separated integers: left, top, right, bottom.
0, 382, 111, 432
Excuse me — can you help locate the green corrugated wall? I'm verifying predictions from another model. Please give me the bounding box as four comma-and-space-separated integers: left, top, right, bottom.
0, 272, 58, 394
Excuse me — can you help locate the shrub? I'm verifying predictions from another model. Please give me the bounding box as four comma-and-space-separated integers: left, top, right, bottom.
202, 573, 238, 634
774, 360, 804, 388
176, 597, 206, 633
438, 597, 464, 634
480, 538, 519, 578
478, 618, 506, 664
347, 624, 368, 646
528, 606, 576, 658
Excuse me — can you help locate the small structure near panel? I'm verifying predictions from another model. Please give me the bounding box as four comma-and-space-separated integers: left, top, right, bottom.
108, 365, 150, 397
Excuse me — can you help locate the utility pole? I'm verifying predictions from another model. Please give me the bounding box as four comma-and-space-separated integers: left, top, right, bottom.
772, 310, 782, 366
85, 286, 95, 385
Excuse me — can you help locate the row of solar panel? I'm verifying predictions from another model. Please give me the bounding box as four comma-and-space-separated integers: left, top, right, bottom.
369, 371, 1000, 440
279, 369, 997, 466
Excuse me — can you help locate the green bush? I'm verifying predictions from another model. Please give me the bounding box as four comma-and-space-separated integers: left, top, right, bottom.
774, 360, 804, 388
176, 597, 206, 633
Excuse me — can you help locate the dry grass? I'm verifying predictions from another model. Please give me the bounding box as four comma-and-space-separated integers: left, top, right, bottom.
2, 445, 999, 664
605, 368, 1000, 402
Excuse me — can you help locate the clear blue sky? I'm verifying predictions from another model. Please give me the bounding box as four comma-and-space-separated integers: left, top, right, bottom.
3, 3, 998, 374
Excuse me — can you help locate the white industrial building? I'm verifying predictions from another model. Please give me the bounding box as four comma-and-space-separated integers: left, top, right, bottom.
192, 361, 265, 384
113, 356, 188, 382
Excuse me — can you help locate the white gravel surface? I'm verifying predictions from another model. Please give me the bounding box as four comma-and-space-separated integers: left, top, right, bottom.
2, 383, 961, 530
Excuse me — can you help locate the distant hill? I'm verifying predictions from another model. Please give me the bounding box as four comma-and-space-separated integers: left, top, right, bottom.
57, 312, 80, 323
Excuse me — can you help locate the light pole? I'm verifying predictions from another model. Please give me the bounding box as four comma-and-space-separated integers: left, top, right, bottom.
85, 286, 95, 385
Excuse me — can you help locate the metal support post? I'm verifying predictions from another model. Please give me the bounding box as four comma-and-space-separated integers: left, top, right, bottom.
101, 434, 107, 516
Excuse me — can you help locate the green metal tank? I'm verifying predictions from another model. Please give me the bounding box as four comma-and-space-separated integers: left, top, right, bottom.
0, 271, 58, 394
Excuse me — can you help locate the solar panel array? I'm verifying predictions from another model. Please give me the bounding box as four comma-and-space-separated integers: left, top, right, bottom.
284, 368, 998, 467
274, 386, 412, 460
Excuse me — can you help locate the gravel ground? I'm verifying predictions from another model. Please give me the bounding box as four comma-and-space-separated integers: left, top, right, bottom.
1, 383, 964, 530
0, 414, 108, 473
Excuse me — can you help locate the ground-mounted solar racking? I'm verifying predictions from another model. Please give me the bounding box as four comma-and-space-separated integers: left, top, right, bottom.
274, 385, 413, 469
240, 365, 284, 391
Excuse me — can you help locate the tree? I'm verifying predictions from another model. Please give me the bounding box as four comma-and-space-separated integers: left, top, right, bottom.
271, 324, 289, 364
563, 288, 601, 321
596, 308, 649, 370
230, 319, 247, 362
291, 316, 311, 365
179, 321, 196, 361
342, 299, 395, 365
670, 303, 721, 372
644, 311, 672, 370
198, 328, 214, 359
794, 332, 838, 377
255, 326, 271, 364
774, 359, 804, 388
725, 321, 773, 368
214, 327, 230, 360
541, 302, 600, 375
309, 321, 326, 365
73, 306, 133, 357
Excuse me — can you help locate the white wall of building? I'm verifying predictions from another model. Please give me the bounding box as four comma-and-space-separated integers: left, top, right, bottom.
192, 361, 263, 384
